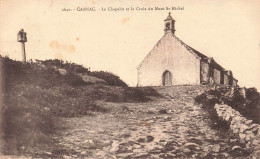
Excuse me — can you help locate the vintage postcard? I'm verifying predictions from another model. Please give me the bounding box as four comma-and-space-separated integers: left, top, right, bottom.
0, 0, 259, 158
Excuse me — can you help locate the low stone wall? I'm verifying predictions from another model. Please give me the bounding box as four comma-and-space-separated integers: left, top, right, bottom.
214, 104, 259, 151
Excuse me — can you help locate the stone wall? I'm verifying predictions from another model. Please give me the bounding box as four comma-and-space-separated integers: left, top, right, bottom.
214, 104, 259, 152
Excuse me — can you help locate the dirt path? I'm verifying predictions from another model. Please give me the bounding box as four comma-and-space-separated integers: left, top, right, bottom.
52, 86, 243, 158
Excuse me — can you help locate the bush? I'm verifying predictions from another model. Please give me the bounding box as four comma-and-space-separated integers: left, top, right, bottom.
92, 86, 162, 103
195, 93, 207, 104
1, 92, 55, 155
105, 92, 122, 102
207, 89, 221, 99
138, 87, 162, 97
40, 59, 127, 87
244, 88, 259, 123
123, 87, 150, 102
195, 92, 220, 108
195, 86, 259, 124
39, 59, 90, 74
50, 99, 107, 118
89, 86, 161, 103
194, 90, 229, 131
246, 88, 259, 106
90, 71, 127, 87
63, 72, 89, 87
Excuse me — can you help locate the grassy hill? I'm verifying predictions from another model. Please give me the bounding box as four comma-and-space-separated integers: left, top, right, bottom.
0, 56, 161, 156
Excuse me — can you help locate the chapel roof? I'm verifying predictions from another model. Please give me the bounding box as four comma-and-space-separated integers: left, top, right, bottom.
164, 12, 175, 21
173, 34, 228, 71
174, 35, 208, 59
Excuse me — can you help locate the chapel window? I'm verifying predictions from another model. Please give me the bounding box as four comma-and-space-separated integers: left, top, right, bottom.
166, 22, 170, 29
210, 65, 214, 77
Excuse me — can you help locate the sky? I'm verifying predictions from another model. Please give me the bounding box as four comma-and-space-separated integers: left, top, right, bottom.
0, 0, 259, 89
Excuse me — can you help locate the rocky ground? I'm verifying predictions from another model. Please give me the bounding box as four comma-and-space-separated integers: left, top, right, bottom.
38, 86, 251, 158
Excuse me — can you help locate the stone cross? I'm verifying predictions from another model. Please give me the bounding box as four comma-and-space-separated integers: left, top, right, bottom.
17, 29, 27, 62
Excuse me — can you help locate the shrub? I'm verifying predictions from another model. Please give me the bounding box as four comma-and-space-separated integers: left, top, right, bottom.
40, 59, 127, 87
123, 87, 149, 102
244, 88, 259, 123
195, 86, 259, 124
207, 89, 221, 99
50, 99, 107, 118
194, 89, 229, 131
93, 87, 161, 103
195, 92, 220, 108
39, 59, 90, 74
246, 88, 259, 106
90, 71, 127, 87
138, 87, 162, 97
105, 92, 122, 102
195, 93, 207, 104
1, 93, 55, 155
63, 72, 88, 87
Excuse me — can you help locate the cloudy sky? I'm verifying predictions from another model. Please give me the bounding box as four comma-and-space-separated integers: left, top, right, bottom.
0, 0, 259, 89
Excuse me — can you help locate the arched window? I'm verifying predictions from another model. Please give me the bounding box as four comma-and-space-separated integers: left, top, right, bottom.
165, 22, 170, 30
162, 70, 172, 86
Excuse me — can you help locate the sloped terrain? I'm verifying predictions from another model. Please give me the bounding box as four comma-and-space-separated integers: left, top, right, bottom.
0, 57, 160, 157
0, 57, 256, 158
48, 86, 252, 158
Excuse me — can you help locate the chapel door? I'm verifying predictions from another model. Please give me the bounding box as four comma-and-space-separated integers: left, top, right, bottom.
163, 71, 172, 86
